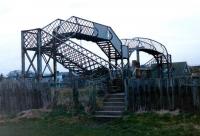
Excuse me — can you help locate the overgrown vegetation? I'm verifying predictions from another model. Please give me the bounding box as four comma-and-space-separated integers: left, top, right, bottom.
1, 79, 200, 136
0, 110, 200, 136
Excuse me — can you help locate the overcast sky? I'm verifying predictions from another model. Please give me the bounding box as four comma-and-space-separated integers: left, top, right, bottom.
0, 0, 200, 74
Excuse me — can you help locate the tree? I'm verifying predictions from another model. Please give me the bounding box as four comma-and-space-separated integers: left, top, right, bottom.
0, 73, 5, 81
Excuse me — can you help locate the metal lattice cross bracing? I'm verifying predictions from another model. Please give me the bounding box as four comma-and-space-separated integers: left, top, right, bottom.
21, 16, 172, 81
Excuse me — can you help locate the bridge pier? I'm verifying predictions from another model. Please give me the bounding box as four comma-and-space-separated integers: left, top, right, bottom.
36, 29, 42, 81
53, 58, 57, 83
21, 29, 57, 82
21, 31, 25, 79
136, 49, 140, 64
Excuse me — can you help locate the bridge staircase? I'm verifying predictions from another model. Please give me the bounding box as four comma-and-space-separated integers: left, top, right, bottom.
94, 92, 125, 118
51, 16, 129, 66
22, 15, 125, 78
22, 18, 173, 119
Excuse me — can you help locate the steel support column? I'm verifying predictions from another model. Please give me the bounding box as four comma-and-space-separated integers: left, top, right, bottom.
53, 57, 57, 83
21, 31, 25, 79
136, 49, 140, 63
108, 44, 111, 69
37, 29, 42, 81
159, 55, 163, 78
121, 44, 123, 68
115, 52, 118, 66
53, 38, 57, 83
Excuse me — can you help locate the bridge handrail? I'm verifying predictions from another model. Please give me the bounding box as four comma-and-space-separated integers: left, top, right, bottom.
42, 19, 65, 34
41, 29, 122, 79
122, 37, 169, 56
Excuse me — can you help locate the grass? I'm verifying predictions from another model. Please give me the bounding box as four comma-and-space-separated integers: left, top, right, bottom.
0, 111, 200, 136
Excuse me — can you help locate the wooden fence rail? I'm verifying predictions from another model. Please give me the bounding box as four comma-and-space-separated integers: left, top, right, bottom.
0, 80, 52, 114
127, 77, 200, 113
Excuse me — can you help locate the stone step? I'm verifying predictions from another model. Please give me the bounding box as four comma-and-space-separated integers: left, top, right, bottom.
104, 98, 124, 102
103, 102, 125, 106
101, 106, 125, 111
95, 111, 123, 116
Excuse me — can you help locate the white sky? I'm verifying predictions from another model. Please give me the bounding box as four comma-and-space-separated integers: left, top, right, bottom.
0, 0, 200, 74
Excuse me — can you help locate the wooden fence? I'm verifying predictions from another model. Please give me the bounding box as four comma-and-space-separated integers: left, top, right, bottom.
0, 80, 52, 114
126, 77, 200, 113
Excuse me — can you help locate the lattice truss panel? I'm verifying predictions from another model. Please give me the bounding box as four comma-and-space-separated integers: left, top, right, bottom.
56, 16, 98, 37
41, 30, 116, 72
22, 26, 120, 79
121, 37, 172, 78
122, 37, 172, 64
52, 16, 124, 66
22, 29, 54, 78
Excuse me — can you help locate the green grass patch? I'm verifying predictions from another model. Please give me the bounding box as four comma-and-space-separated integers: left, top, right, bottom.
0, 112, 200, 136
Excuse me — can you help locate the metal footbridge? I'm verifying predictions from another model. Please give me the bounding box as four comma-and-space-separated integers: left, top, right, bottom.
122, 37, 172, 77
21, 16, 172, 81
50, 16, 128, 66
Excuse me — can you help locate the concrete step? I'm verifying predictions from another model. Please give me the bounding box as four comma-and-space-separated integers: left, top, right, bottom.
94, 93, 125, 118
104, 98, 124, 102
103, 102, 125, 106
94, 115, 122, 118
111, 86, 121, 89
110, 93, 125, 95
107, 93, 125, 98
95, 111, 123, 116
101, 106, 125, 111
109, 90, 122, 93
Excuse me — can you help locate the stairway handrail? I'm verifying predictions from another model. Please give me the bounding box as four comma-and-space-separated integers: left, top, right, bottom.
54, 17, 99, 37
41, 29, 122, 79
67, 16, 122, 46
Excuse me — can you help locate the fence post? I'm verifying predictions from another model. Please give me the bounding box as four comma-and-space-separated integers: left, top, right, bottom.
124, 78, 128, 111
192, 78, 199, 112
171, 78, 175, 110
72, 75, 79, 109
